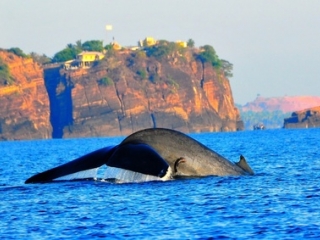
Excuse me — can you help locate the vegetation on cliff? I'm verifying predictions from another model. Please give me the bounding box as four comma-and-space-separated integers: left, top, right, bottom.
144, 40, 187, 59
2, 38, 234, 80
52, 40, 104, 62
0, 57, 13, 85
30, 52, 51, 65
197, 45, 220, 67
1, 47, 51, 65
98, 76, 113, 86
7, 47, 28, 58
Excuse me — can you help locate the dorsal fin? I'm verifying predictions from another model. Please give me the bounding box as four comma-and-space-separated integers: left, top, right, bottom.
236, 155, 254, 175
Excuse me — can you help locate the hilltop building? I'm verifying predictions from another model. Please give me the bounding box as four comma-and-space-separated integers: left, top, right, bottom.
63, 37, 188, 70
112, 42, 122, 50
77, 51, 104, 67
64, 51, 104, 70
138, 37, 187, 48
176, 40, 187, 48
139, 37, 157, 47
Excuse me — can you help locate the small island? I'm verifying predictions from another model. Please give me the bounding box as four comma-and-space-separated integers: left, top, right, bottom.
0, 37, 242, 140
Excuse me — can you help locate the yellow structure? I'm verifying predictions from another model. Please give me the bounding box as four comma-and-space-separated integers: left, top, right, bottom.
112, 42, 122, 50
176, 40, 187, 48
77, 51, 104, 67
63, 51, 105, 70
143, 37, 157, 46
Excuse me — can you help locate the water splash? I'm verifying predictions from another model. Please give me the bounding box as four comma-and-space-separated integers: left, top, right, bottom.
103, 166, 171, 183
53, 166, 173, 183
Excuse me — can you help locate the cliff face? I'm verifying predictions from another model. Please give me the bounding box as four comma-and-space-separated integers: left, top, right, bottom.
0, 51, 51, 140
45, 49, 243, 138
0, 47, 242, 140
283, 106, 320, 129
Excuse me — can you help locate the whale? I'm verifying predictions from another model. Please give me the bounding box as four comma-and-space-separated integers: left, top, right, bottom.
25, 128, 254, 184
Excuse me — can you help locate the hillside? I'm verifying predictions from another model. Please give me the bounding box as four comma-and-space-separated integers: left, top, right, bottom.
0, 45, 242, 140
237, 96, 320, 129
241, 96, 320, 113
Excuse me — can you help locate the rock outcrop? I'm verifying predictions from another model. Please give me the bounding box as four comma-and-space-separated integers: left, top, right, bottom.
0, 51, 51, 140
45, 49, 243, 138
283, 106, 320, 129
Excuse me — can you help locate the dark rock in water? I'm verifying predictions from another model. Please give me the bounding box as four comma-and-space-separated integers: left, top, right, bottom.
283, 106, 320, 129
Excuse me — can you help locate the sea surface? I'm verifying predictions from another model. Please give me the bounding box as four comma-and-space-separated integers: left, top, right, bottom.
1, 128, 320, 239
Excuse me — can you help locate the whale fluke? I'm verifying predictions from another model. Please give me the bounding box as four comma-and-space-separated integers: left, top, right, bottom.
25, 128, 254, 184
25, 146, 116, 183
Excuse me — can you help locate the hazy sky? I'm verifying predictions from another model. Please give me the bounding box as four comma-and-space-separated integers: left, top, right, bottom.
1, 0, 320, 104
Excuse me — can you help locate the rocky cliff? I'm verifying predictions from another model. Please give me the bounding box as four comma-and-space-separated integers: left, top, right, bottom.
283, 106, 320, 129
45, 49, 243, 138
0, 47, 242, 140
0, 51, 51, 140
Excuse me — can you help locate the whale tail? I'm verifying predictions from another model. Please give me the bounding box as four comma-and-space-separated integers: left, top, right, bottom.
25, 143, 171, 184
25, 128, 256, 184
236, 155, 254, 175
25, 146, 116, 183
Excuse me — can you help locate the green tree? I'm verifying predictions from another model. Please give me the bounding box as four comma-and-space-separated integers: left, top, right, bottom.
104, 44, 113, 50
220, 59, 233, 78
75, 40, 82, 51
136, 69, 147, 79
53, 48, 75, 62
52, 44, 81, 62
7, 47, 28, 58
98, 77, 113, 86
187, 39, 195, 47
197, 45, 221, 68
145, 40, 183, 60
30, 52, 51, 64
67, 43, 74, 49
82, 40, 104, 52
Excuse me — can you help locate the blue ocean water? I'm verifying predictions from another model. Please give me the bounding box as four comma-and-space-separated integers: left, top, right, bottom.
1, 128, 320, 239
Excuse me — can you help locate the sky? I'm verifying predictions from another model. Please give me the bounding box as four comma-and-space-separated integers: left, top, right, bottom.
1, 0, 320, 105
